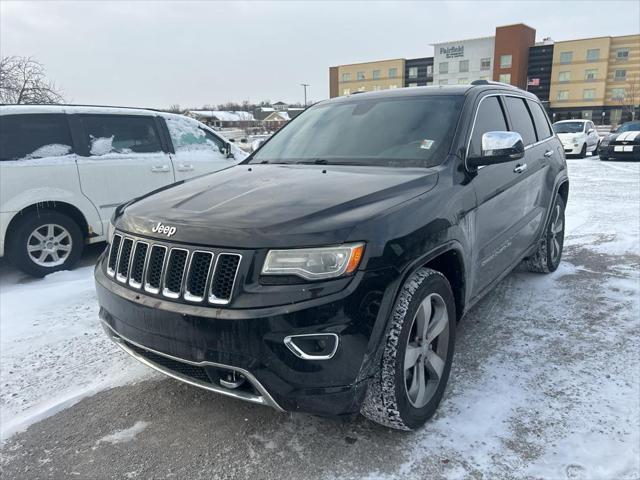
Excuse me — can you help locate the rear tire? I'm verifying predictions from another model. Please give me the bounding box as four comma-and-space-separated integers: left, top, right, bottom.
524, 196, 565, 273
7, 210, 84, 277
361, 268, 456, 430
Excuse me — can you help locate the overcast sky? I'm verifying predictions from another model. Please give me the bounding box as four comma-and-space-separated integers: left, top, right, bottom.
1, 1, 638, 108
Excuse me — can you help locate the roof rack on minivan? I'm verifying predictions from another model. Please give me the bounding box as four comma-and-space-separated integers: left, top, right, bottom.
0, 103, 163, 112
470, 79, 519, 89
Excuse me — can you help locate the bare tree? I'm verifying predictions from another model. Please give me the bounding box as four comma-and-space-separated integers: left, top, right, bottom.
167, 104, 183, 113
0, 56, 64, 104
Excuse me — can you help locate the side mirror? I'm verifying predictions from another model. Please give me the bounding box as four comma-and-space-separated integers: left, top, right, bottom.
468, 131, 525, 168
588, 128, 595, 134
220, 143, 235, 159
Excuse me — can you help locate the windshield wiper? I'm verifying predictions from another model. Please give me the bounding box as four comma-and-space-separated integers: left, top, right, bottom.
295, 158, 329, 165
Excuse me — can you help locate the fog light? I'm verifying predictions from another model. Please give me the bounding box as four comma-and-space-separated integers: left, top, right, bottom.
284, 333, 339, 360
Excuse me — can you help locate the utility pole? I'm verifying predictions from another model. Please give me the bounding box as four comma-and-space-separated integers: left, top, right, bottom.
301, 83, 309, 107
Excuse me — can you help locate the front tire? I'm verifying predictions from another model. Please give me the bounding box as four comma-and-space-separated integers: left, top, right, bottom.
7, 210, 84, 277
524, 196, 565, 273
361, 268, 456, 430
578, 143, 587, 158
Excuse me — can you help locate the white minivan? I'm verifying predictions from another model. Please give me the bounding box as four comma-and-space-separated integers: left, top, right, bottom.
0, 105, 246, 276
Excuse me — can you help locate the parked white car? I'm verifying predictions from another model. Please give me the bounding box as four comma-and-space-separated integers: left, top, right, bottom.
552, 119, 600, 158
0, 105, 246, 276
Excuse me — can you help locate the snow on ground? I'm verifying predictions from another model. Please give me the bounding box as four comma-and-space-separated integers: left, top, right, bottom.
0, 157, 638, 479
0, 252, 152, 440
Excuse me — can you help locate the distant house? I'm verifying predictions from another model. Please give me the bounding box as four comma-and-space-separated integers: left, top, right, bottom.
262, 108, 305, 131
253, 107, 275, 121
273, 101, 288, 111
188, 110, 257, 129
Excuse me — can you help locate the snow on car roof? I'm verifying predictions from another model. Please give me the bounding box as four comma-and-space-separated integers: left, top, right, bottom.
189, 110, 255, 122
0, 104, 158, 116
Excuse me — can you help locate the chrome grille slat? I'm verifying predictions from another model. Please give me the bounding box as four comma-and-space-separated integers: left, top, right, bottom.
108, 230, 241, 305
116, 238, 134, 283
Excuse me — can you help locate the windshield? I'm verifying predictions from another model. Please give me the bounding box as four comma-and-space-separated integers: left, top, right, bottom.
616, 121, 640, 133
553, 122, 585, 134
250, 95, 464, 168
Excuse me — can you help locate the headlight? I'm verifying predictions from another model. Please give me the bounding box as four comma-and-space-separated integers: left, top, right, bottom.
262, 243, 365, 280
600, 138, 609, 147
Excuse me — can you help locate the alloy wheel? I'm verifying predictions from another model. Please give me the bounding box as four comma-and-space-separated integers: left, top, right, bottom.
404, 293, 450, 408
27, 223, 73, 267
549, 204, 564, 263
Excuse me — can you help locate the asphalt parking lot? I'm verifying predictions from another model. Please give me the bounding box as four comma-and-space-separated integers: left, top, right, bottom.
1, 157, 639, 480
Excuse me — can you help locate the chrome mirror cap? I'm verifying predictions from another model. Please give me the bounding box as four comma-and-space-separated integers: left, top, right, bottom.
468, 131, 525, 168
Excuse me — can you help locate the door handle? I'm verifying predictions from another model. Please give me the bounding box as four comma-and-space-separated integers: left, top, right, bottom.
151, 165, 170, 173
177, 164, 194, 172
544, 150, 554, 157
514, 163, 527, 173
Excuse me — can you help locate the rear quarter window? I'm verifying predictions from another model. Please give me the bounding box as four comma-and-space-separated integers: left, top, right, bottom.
0, 114, 73, 161
527, 100, 553, 140
504, 96, 537, 146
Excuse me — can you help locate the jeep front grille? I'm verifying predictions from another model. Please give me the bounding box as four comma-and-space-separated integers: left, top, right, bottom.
106, 231, 241, 306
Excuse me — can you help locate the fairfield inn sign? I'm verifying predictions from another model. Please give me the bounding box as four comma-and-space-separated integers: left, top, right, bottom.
440, 46, 464, 58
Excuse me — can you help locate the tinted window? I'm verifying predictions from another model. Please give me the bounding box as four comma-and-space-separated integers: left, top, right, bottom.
0, 114, 73, 161
469, 96, 508, 158
504, 97, 537, 146
527, 100, 553, 140
80, 115, 162, 156
165, 116, 223, 153
251, 95, 464, 168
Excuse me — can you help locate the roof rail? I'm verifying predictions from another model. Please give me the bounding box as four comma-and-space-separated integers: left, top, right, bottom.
0, 103, 163, 112
470, 79, 519, 89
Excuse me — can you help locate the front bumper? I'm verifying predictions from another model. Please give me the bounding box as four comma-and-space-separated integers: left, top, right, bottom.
599, 144, 640, 160
95, 256, 394, 416
561, 142, 584, 155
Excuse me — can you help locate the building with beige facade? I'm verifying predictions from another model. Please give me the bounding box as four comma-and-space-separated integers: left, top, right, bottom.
549, 34, 639, 125
330, 59, 406, 98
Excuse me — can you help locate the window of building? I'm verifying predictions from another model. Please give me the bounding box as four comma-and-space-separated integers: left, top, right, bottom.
439, 62, 448, 74
0, 114, 73, 161
558, 71, 571, 82
389, 84, 398, 89
499, 73, 511, 84
583, 89, 596, 100
585, 69, 597, 81
388, 68, 398, 78
581, 111, 593, 120
458, 78, 468, 85
80, 115, 162, 156
504, 96, 537, 146
500, 54, 512, 68
408, 82, 418, 87
611, 88, 626, 100
469, 96, 508, 158
408, 67, 418, 78
459, 60, 469, 73
480, 58, 491, 71
614, 69, 627, 81
372, 70, 381, 80
560, 51, 573, 64
527, 100, 553, 140
439, 79, 448, 85
342, 73, 351, 82
343, 88, 350, 95
357, 71, 365, 80
557, 90, 569, 101
586, 49, 600, 62
610, 109, 622, 125
426, 65, 433, 75
616, 48, 629, 60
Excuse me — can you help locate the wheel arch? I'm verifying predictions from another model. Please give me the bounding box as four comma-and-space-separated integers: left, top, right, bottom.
5, 201, 90, 248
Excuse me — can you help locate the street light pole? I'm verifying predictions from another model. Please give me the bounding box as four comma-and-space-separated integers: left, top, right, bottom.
301, 83, 309, 107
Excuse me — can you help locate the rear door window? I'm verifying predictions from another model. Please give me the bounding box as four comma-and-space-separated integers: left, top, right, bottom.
79, 115, 162, 156
0, 114, 73, 161
504, 97, 537, 146
469, 96, 509, 158
527, 100, 553, 140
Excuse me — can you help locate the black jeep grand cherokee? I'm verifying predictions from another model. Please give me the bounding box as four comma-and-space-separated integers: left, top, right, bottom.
96, 82, 568, 430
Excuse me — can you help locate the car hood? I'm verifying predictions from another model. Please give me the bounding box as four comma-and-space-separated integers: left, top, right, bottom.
118, 164, 439, 248
608, 130, 640, 144
556, 132, 585, 142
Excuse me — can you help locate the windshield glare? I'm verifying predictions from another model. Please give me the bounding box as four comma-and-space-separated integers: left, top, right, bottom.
553, 122, 585, 134
616, 121, 640, 133
250, 95, 464, 168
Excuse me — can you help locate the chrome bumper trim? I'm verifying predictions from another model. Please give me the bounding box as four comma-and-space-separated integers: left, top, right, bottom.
101, 321, 284, 412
